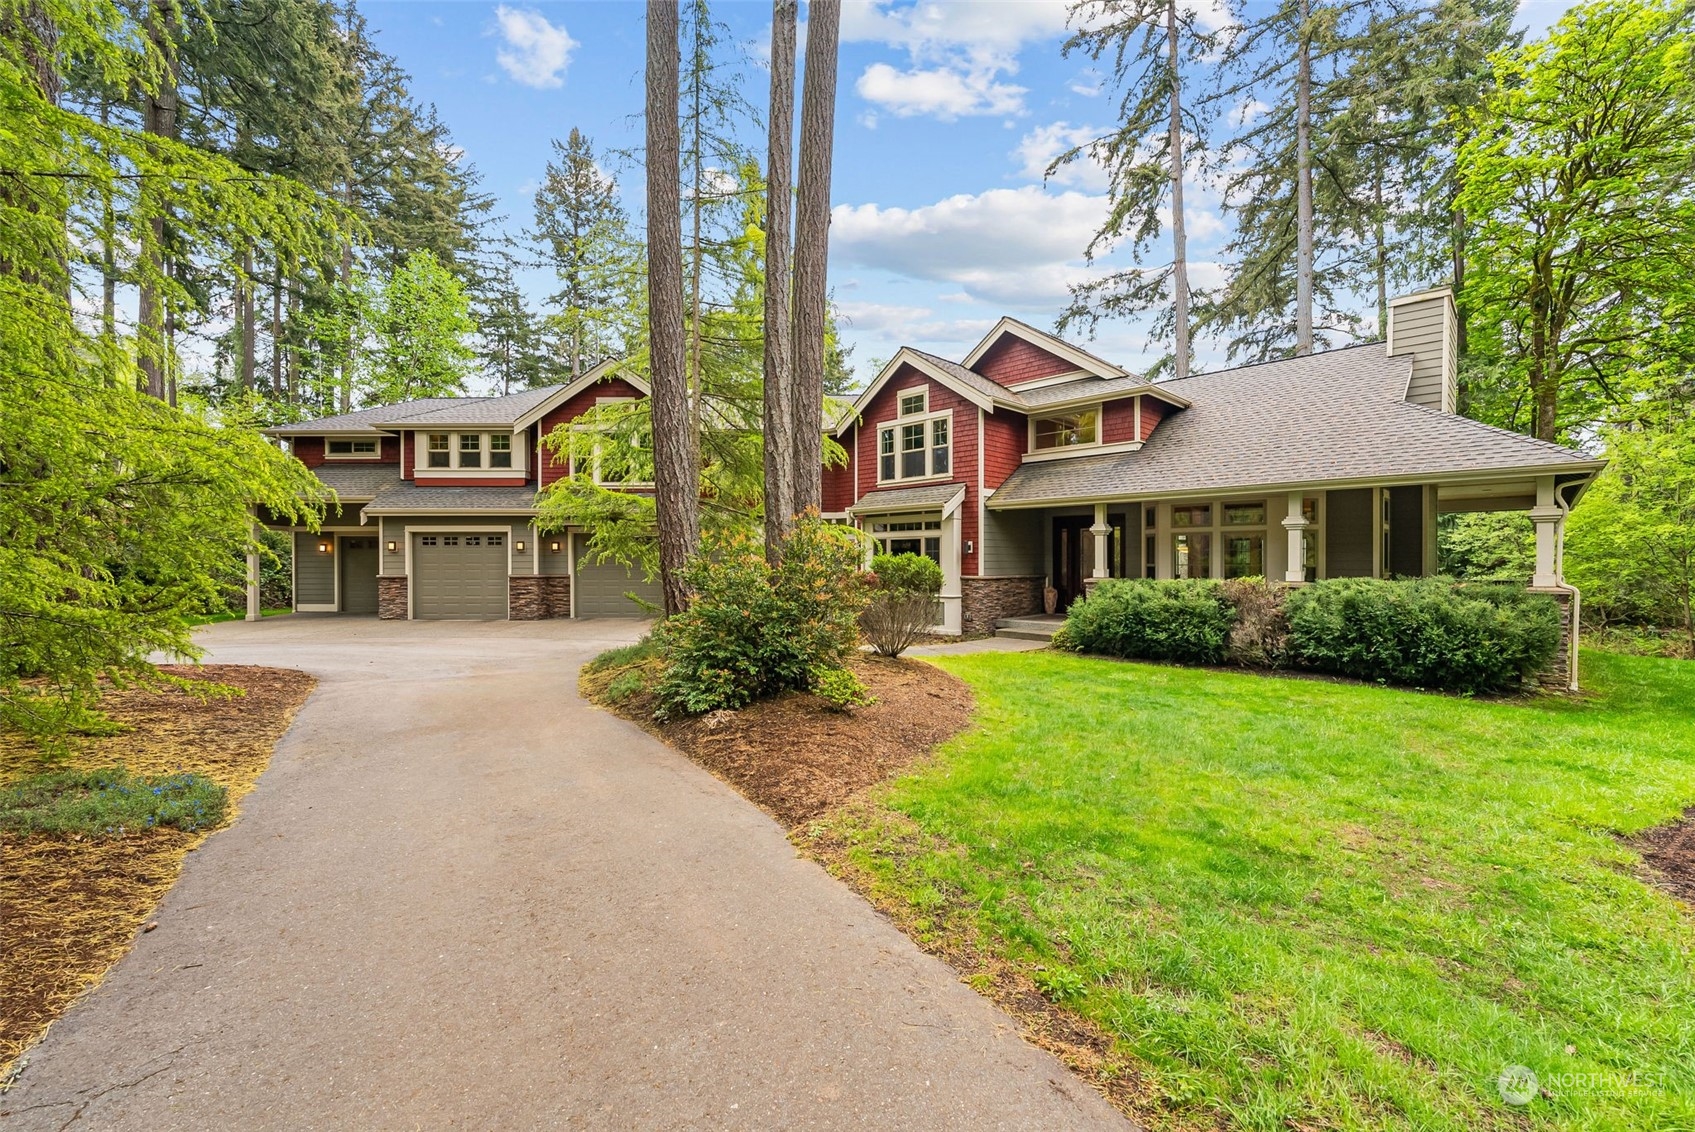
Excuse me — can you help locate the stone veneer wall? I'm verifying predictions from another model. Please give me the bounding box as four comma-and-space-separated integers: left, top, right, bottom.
510, 575, 572, 620
1529, 587, 1577, 691
961, 575, 1045, 635
377, 576, 407, 620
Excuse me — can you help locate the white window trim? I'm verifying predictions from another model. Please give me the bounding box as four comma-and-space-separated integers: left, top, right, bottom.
414, 430, 528, 477
574, 396, 655, 488
875, 408, 954, 485
1028, 403, 1104, 455
896, 385, 929, 417
324, 437, 382, 460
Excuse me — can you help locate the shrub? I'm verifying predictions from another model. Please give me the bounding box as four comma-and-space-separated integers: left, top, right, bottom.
1057, 578, 1235, 665
1221, 577, 1289, 667
653, 517, 868, 719
1285, 577, 1562, 693
811, 665, 875, 711
0, 766, 227, 836
862, 552, 944, 658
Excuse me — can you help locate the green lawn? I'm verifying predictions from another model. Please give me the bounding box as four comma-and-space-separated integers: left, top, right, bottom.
186, 607, 292, 626
815, 650, 1695, 1131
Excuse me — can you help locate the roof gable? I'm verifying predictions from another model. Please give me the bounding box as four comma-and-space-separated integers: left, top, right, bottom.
961, 317, 1128, 382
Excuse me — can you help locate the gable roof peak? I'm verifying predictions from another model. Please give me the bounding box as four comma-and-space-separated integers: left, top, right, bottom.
962, 316, 1129, 381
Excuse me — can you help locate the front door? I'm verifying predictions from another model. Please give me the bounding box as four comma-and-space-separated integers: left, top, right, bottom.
1052, 514, 1130, 611
340, 537, 379, 614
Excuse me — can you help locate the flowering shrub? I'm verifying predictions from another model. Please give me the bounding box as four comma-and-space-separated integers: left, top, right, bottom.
653, 517, 869, 719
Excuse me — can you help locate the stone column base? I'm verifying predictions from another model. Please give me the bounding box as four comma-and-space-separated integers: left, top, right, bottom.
961, 576, 1045, 635
1528, 586, 1577, 691
377, 576, 407, 620
510, 575, 572, 620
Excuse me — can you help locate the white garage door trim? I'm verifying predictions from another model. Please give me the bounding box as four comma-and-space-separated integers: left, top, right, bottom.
406, 524, 515, 620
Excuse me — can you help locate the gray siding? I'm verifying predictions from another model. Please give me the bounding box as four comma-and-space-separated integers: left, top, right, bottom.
979, 508, 1042, 576
1387, 485, 1425, 578
539, 532, 571, 576
294, 531, 336, 606
1326, 489, 1375, 578
1390, 294, 1456, 413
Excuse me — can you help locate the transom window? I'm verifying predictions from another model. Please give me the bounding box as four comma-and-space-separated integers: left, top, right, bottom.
1033, 410, 1098, 450
326, 438, 378, 457
878, 416, 951, 482
898, 390, 927, 417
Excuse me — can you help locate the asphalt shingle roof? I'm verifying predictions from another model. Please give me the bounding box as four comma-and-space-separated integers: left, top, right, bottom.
909, 350, 1022, 406
267, 399, 463, 435
849, 482, 966, 512
990, 344, 1602, 507
1015, 374, 1159, 407
310, 464, 403, 500
378, 385, 567, 428
362, 483, 542, 514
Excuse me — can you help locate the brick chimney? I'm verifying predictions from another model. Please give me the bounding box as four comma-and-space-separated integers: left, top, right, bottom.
1387, 288, 1457, 413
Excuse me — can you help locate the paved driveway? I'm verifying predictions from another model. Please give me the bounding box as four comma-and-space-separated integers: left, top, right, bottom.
3, 617, 1129, 1130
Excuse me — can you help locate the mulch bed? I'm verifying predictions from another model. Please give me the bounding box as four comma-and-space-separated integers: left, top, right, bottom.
1635, 806, 1695, 905
0, 665, 315, 1078
587, 654, 974, 828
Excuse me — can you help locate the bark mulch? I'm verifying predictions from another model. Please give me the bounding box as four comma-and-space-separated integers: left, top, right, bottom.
0, 666, 315, 1079
585, 654, 974, 828
1635, 805, 1695, 905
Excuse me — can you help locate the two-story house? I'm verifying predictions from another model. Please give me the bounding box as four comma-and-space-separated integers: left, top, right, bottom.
820, 288, 1603, 687
260, 363, 662, 620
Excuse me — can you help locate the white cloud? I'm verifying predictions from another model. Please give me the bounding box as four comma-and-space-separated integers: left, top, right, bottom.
491, 6, 576, 90
835, 301, 998, 346
1229, 96, 1269, 129
1068, 68, 1104, 96
857, 62, 1025, 120
1014, 121, 1110, 190
832, 186, 1110, 306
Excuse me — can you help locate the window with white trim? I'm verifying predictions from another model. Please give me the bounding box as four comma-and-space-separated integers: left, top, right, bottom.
419, 431, 523, 472
326, 438, 378, 457
899, 390, 927, 417
870, 518, 942, 564
427, 433, 451, 468
1032, 409, 1098, 450
459, 433, 483, 468
877, 414, 951, 483
489, 433, 512, 468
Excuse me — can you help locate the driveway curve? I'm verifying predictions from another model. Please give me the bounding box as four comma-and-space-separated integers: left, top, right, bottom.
2, 617, 1129, 1130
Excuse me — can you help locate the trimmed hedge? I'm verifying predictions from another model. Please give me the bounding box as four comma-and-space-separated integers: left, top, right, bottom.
1057, 576, 1563, 694
1056, 578, 1235, 665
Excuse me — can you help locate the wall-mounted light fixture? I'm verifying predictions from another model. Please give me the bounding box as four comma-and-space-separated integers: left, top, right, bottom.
385, 540, 397, 553
964, 539, 975, 554
514, 539, 526, 553
317, 540, 331, 554
548, 540, 562, 553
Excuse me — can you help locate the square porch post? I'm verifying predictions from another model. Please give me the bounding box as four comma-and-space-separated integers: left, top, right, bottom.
1282, 491, 1307, 584
1531, 475, 1564, 588
1090, 502, 1111, 579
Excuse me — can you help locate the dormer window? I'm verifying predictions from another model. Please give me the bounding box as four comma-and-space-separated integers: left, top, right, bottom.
459, 433, 483, 468
899, 390, 927, 417
489, 433, 512, 468
419, 431, 523, 473
326, 438, 377, 457
1032, 409, 1098, 450
427, 433, 451, 467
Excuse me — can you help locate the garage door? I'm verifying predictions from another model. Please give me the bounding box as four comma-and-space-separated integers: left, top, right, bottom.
573, 534, 662, 617
413, 532, 508, 620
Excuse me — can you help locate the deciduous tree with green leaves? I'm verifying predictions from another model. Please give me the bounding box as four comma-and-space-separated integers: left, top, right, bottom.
362, 249, 477, 404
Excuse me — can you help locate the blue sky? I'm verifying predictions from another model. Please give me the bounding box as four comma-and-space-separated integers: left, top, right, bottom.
365, 0, 1578, 385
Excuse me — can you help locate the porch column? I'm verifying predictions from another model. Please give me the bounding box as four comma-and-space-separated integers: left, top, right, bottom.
245, 509, 261, 622
1090, 502, 1111, 579
1282, 491, 1307, 584
1531, 475, 1564, 588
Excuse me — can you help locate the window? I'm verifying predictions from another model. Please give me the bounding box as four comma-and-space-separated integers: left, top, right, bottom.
427, 433, 451, 468
931, 418, 950, 475
1033, 409, 1098, 450
879, 429, 895, 481
899, 390, 927, 417
465, 536, 482, 546
489, 433, 513, 469
327, 438, 377, 457
1223, 503, 1266, 526
1173, 532, 1211, 579
871, 519, 942, 565
1166, 499, 1268, 579
878, 411, 952, 484
420, 535, 438, 547
901, 423, 926, 478
488, 534, 504, 547
1170, 504, 1211, 528
459, 433, 483, 468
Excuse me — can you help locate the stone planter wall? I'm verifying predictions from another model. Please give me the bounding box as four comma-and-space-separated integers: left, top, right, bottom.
960, 575, 1045, 635
1529, 586, 1577, 691
377, 576, 407, 620
510, 575, 572, 620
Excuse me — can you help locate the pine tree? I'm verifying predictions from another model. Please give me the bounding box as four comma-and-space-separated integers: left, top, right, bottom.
789, 0, 839, 515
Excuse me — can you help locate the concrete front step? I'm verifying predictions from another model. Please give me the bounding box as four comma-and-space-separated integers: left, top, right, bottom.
994, 628, 1057, 642
993, 616, 1063, 642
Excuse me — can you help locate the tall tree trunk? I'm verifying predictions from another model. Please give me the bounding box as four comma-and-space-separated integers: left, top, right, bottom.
271, 262, 284, 395
338, 178, 354, 414
1293, 0, 1314, 356
647, 0, 698, 615
1165, 0, 1190, 381
790, 0, 840, 514
687, 30, 704, 460
1373, 148, 1387, 336
100, 101, 117, 343
138, 0, 179, 401
763, 0, 798, 556
239, 246, 256, 392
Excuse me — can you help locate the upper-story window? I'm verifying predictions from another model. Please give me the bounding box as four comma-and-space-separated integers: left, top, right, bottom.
419, 431, 523, 473
879, 415, 950, 482
899, 390, 927, 417
1032, 409, 1098, 450
326, 438, 378, 458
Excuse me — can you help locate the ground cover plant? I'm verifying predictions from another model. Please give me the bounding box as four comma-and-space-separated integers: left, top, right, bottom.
805, 648, 1695, 1131
0, 665, 314, 1076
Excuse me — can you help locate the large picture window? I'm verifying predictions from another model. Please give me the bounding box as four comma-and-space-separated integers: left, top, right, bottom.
877, 413, 952, 482
1167, 499, 1269, 579
1032, 409, 1098, 451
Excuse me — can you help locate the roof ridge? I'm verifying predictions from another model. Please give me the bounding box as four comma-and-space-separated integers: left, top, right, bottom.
1157, 341, 1388, 385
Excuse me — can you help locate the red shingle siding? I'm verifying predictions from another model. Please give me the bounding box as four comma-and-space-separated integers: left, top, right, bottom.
293, 435, 401, 467
981, 410, 1025, 490
1102, 397, 1139, 445
536, 376, 648, 488
381, 435, 400, 462
293, 437, 325, 467
401, 431, 414, 480
972, 335, 1076, 387
854, 364, 983, 576
822, 443, 855, 513
1140, 399, 1168, 440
